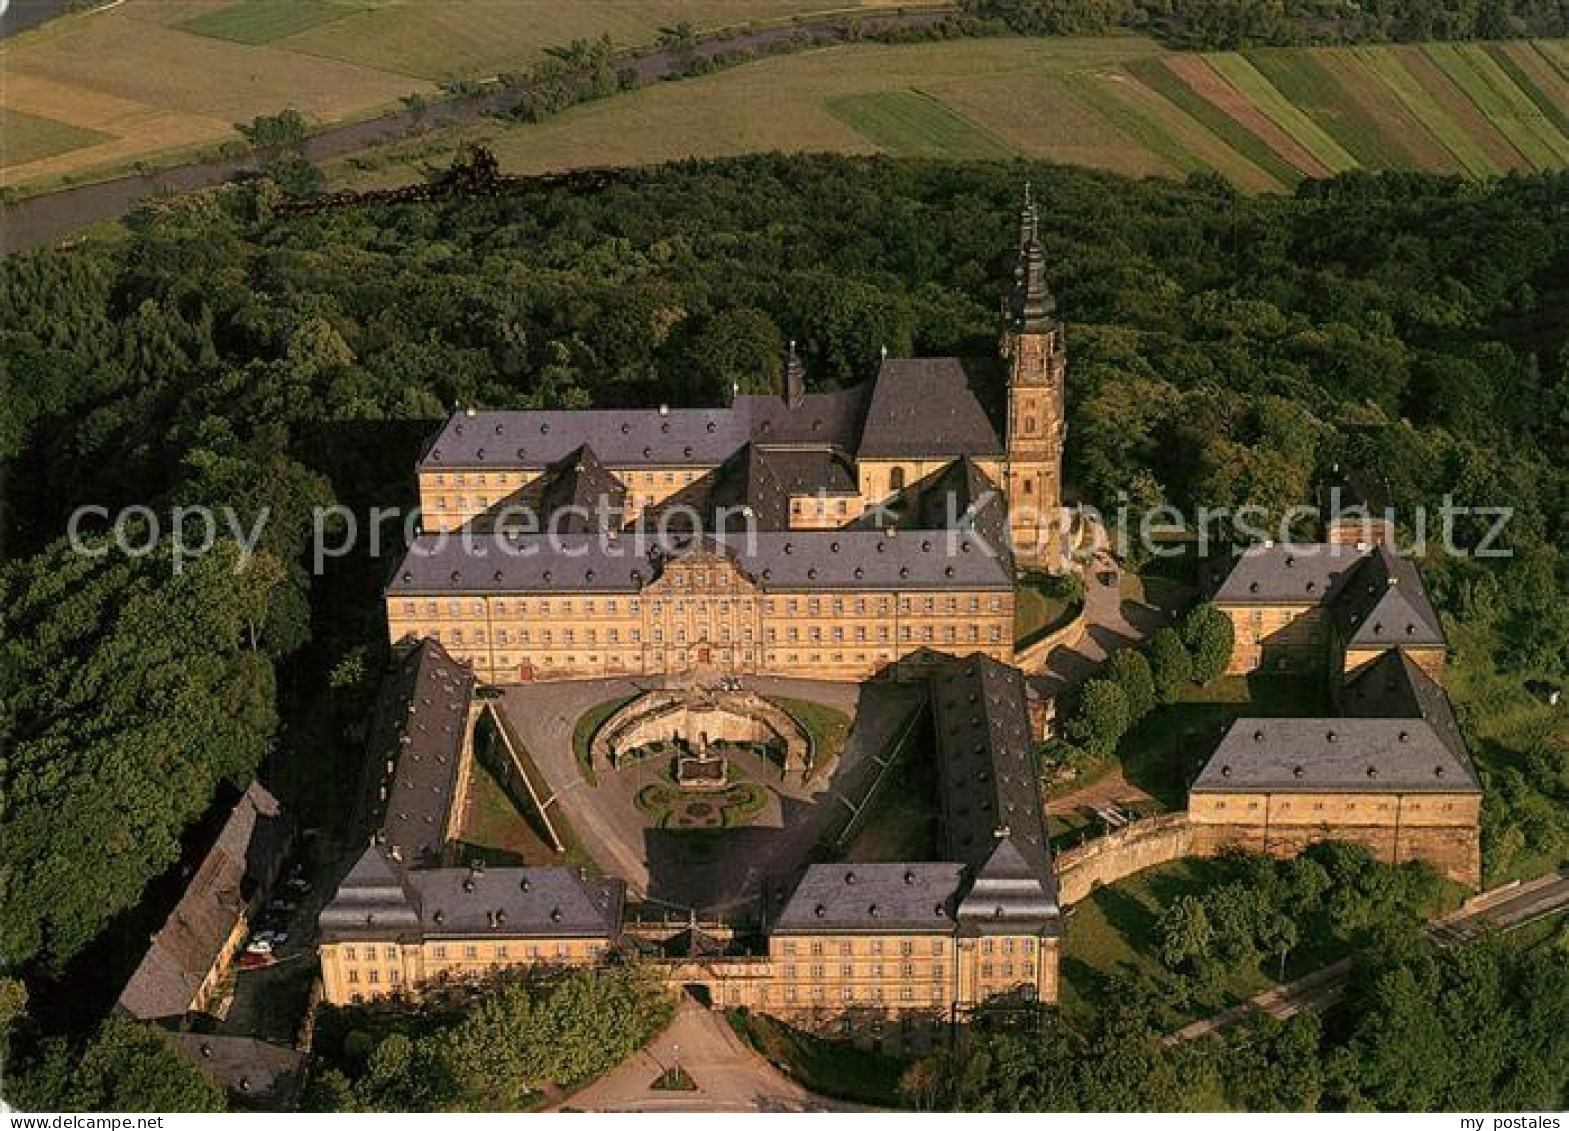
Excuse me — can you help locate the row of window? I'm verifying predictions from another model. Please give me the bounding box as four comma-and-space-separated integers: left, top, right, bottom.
427, 468, 702, 489
784, 963, 949, 981
402, 623, 1004, 649
338, 942, 603, 963
398, 594, 1006, 618
1208, 799, 1459, 812
776, 937, 1037, 958
416, 646, 1007, 673
783, 985, 944, 1004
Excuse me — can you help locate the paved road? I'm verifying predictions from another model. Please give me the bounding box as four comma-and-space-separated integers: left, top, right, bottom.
1026, 553, 1180, 702
555, 997, 863, 1112
1168, 866, 1569, 1044
1044, 764, 1154, 819
0, 9, 947, 252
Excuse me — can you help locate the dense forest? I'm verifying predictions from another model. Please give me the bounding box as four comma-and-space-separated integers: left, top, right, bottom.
960, 0, 1569, 46
0, 153, 1565, 1105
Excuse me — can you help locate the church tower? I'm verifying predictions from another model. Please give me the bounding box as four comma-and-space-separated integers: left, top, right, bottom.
1000, 184, 1067, 564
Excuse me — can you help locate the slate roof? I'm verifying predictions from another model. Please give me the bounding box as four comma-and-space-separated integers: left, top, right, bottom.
530, 444, 626, 533
1332, 545, 1445, 650
421, 385, 870, 472
857, 359, 1004, 459
1341, 651, 1477, 784
320, 847, 625, 942
773, 862, 966, 934
930, 654, 1061, 935
915, 457, 1009, 553
117, 782, 288, 1021
1192, 717, 1481, 794
1212, 543, 1367, 605
374, 639, 475, 868
705, 443, 790, 532
386, 526, 1012, 596
761, 448, 860, 496
173, 1034, 304, 1106
411, 865, 625, 939
318, 845, 422, 940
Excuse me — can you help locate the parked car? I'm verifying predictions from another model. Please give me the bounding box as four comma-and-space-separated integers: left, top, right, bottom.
245, 938, 273, 955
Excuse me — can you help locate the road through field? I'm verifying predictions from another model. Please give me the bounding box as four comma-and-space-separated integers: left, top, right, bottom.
0, 8, 948, 252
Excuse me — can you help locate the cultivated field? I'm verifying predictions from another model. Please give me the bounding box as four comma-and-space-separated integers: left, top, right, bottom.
4, 0, 1567, 197
327, 34, 1569, 195
0, 0, 921, 191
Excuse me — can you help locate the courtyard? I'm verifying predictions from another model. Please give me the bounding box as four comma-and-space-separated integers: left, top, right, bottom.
493, 675, 928, 916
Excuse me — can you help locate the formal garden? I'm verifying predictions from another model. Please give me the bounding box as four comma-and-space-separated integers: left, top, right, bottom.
635, 777, 770, 830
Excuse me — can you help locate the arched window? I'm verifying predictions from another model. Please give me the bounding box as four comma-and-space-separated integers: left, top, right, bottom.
889, 467, 905, 491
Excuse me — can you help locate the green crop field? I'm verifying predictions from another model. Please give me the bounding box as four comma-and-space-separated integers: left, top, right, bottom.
1204, 52, 1360, 173
328, 34, 1569, 196
4, 0, 1568, 199
1099, 67, 1285, 190
1350, 46, 1497, 175
0, 106, 112, 167
825, 90, 1013, 160
1247, 48, 1417, 169
1539, 37, 1569, 77
1490, 43, 1569, 135
1123, 55, 1302, 186
181, 0, 357, 46
276, 0, 919, 81
1447, 43, 1569, 164
0, 0, 924, 192
1423, 43, 1569, 168
1055, 71, 1203, 177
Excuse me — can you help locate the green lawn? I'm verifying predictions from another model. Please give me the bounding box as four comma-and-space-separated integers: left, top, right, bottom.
727, 1009, 909, 1106
835, 725, 940, 861
0, 107, 111, 167
181, 0, 358, 46
1061, 856, 1272, 1023
1442, 619, 1567, 887
1118, 673, 1329, 810
1246, 48, 1415, 169
824, 89, 1015, 160
1014, 569, 1083, 649
768, 695, 851, 775
468, 707, 595, 870
1061, 853, 1464, 1026
454, 755, 560, 867
571, 694, 639, 786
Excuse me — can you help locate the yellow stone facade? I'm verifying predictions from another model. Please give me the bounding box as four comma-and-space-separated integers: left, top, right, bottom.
321, 934, 613, 1004
1218, 602, 1325, 676
320, 927, 1060, 1044
1189, 789, 1482, 887
385, 549, 1015, 684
